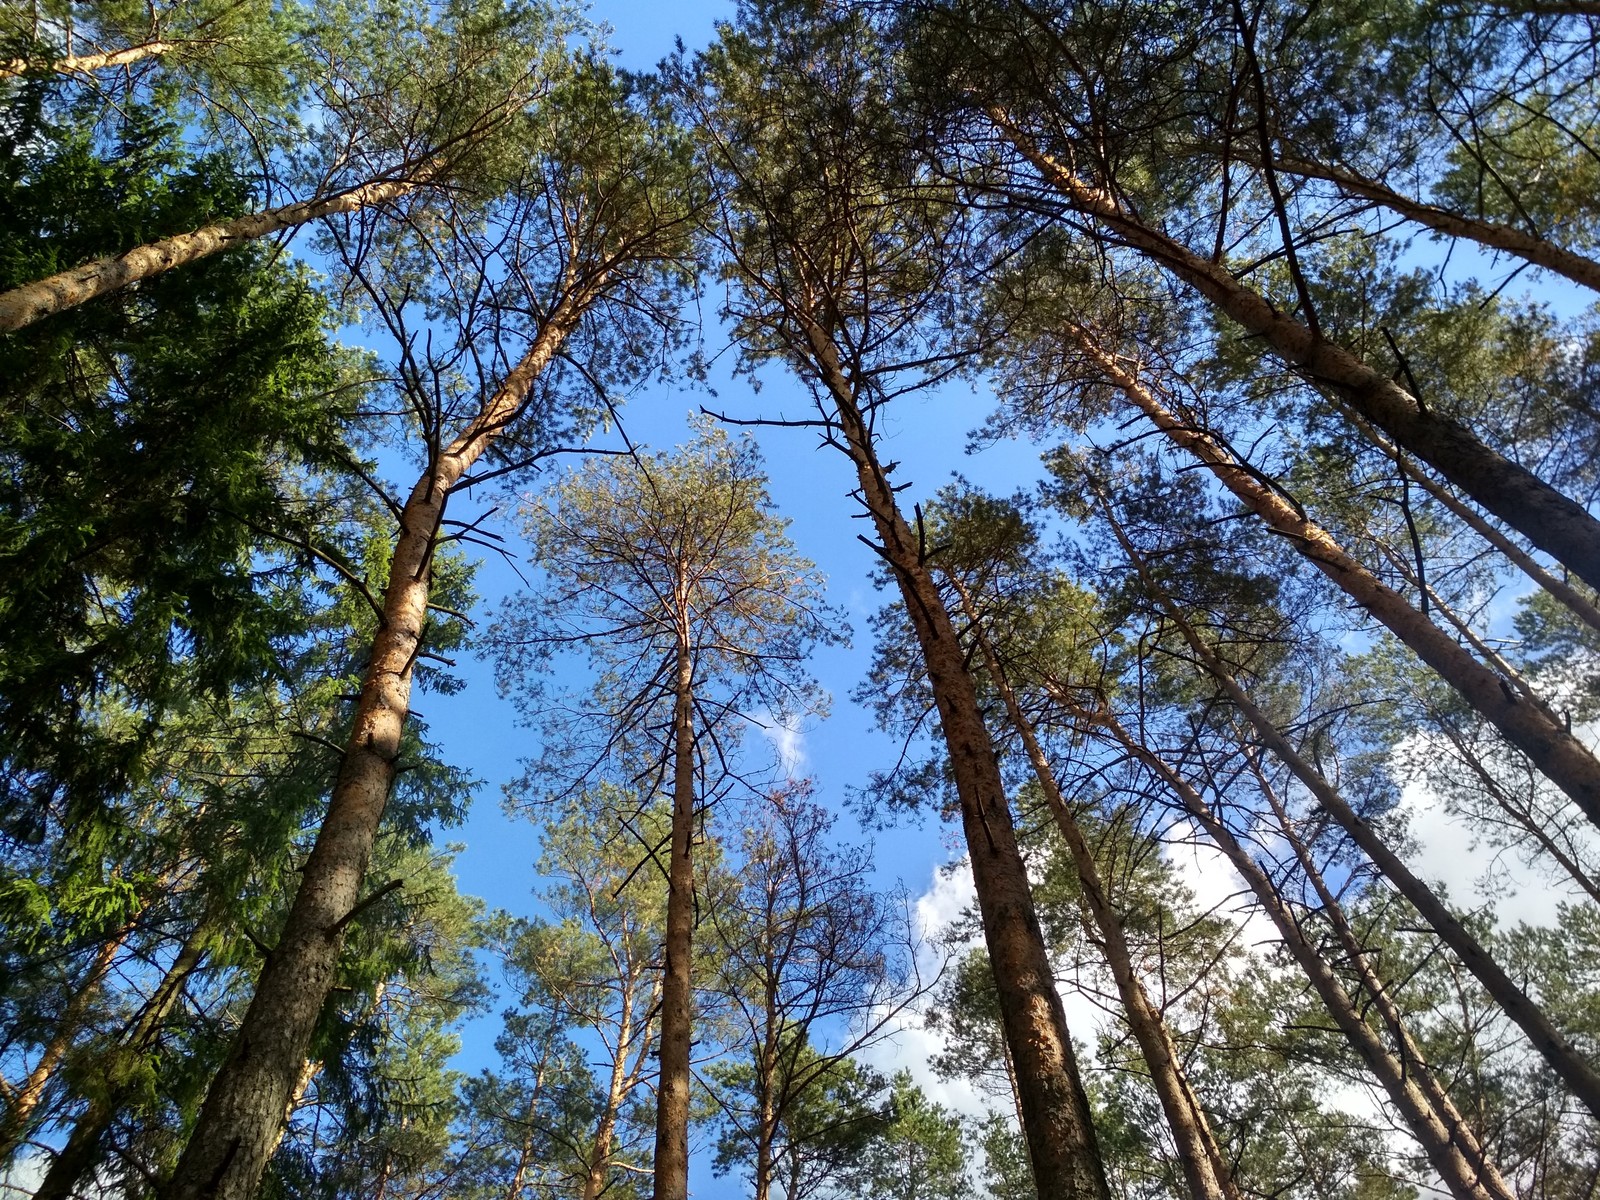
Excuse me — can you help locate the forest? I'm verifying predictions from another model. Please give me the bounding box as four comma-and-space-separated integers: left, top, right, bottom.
2, 0, 1599, 1197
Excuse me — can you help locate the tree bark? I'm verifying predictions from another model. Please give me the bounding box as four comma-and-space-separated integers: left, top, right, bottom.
33, 919, 210, 1200
0, 170, 437, 334
802, 327, 1111, 1200
650, 638, 698, 1200
1105, 518, 1600, 1122
0, 920, 132, 1163
581, 972, 653, 1200
989, 113, 1600, 593
1345, 411, 1600, 638
950, 576, 1238, 1200
1073, 329, 1600, 836
1076, 700, 1514, 1200
164, 295, 591, 1200
1268, 154, 1600, 294
0, 40, 178, 79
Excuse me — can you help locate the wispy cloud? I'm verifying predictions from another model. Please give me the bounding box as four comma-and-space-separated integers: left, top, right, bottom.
749, 708, 806, 777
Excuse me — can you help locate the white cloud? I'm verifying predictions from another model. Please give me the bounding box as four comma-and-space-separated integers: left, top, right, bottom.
748, 709, 806, 777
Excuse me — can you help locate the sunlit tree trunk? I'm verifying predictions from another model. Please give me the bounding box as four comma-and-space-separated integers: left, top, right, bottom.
804, 329, 1110, 1200
991, 113, 1600, 593
0, 40, 179, 79
166, 295, 591, 1200
0, 170, 445, 334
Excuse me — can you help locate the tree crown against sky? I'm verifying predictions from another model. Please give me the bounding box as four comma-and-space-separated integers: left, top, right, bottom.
492, 419, 843, 802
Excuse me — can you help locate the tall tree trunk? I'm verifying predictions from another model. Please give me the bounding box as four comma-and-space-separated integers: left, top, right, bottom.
0, 919, 132, 1163
0, 40, 178, 79
1246, 752, 1515, 1199
1266, 154, 1600, 294
0, 171, 443, 334
1073, 329, 1600, 835
1345, 411, 1600, 638
949, 576, 1238, 1200
989, 113, 1600, 592
651, 637, 698, 1200
802, 330, 1111, 1200
1104, 517, 1600, 1122
165, 295, 592, 1200
1074, 700, 1515, 1200
33, 919, 211, 1200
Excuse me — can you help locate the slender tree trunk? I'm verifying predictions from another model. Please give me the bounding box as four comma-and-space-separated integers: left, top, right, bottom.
0, 169, 447, 334
651, 637, 698, 1200
1429, 717, 1600, 907
581, 974, 649, 1200
0, 40, 180, 78
1246, 754, 1514, 1197
0, 920, 132, 1163
1076, 701, 1514, 1200
802, 330, 1110, 1200
1104, 519, 1600, 1122
505, 1127, 538, 1200
165, 295, 592, 1200
1073, 329, 1600, 834
753, 1062, 775, 1200
990, 113, 1600, 592
1347, 412, 1600, 638
1267, 154, 1600, 294
33, 920, 210, 1200
949, 576, 1237, 1200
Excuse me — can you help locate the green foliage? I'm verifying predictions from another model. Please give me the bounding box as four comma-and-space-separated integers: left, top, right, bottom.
0, 91, 369, 824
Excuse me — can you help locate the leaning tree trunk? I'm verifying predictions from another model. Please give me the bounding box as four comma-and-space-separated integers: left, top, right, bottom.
165, 293, 592, 1200
33, 918, 211, 1200
0, 40, 179, 79
949, 576, 1238, 1200
1072, 329, 1600, 836
802, 329, 1111, 1200
0, 170, 443, 333
1109, 524, 1600, 1121
0, 917, 134, 1163
989, 113, 1600, 594
1342, 409, 1600, 638
1074, 700, 1515, 1200
650, 636, 698, 1200
1267, 153, 1600, 295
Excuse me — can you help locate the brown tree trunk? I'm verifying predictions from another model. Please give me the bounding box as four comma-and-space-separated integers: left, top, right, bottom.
1105, 520, 1600, 1122
0, 171, 440, 334
581, 973, 653, 1200
1246, 753, 1515, 1198
1073, 330, 1600, 835
165, 296, 592, 1200
990, 113, 1600, 593
949, 576, 1237, 1200
33, 919, 211, 1200
651, 638, 698, 1200
0, 40, 178, 79
1076, 701, 1514, 1200
801, 329, 1110, 1200
1268, 154, 1600, 294
0, 920, 132, 1163
1347, 412, 1600, 638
